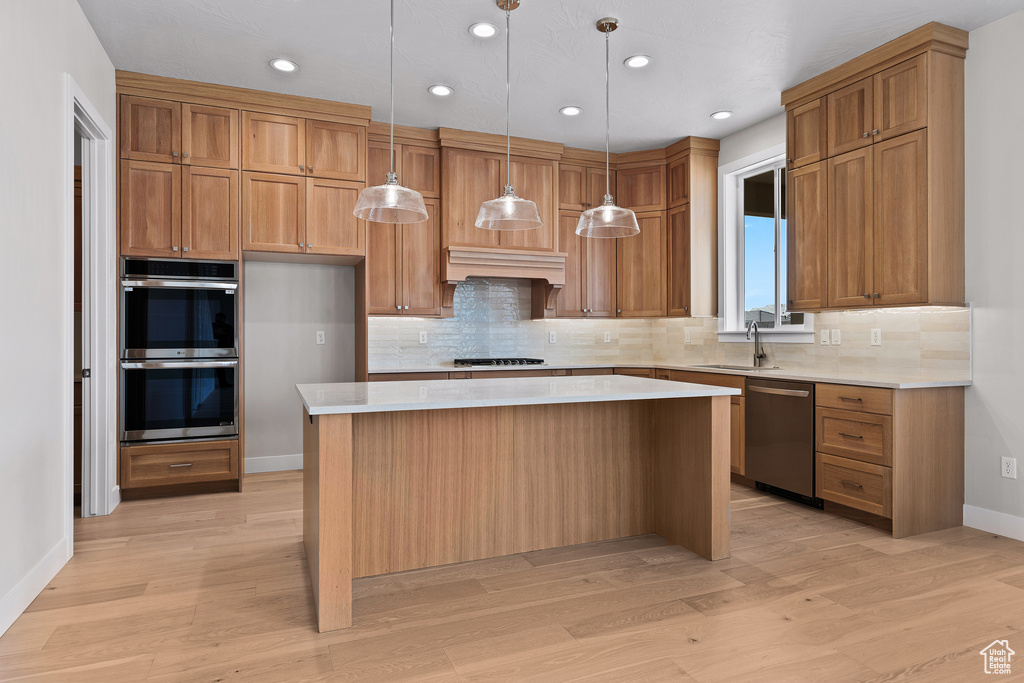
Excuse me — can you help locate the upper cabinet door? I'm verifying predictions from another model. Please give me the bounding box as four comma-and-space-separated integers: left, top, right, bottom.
305, 178, 365, 256
500, 156, 557, 251
666, 204, 691, 316
120, 96, 181, 164
441, 149, 501, 248
617, 165, 666, 212
827, 77, 873, 157
667, 156, 690, 208
120, 160, 181, 257
586, 167, 616, 212
182, 167, 239, 260
558, 165, 586, 211
874, 55, 928, 142
787, 161, 827, 311
241, 172, 305, 253
182, 104, 238, 169
367, 140, 396, 187
306, 119, 365, 181
556, 211, 584, 317
873, 130, 928, 306
617, 211, 667, 317
242, 112, 305, 175
402, 145, 441, 199
787, 97, 827, 170
402, 198, 442, 316
584, 234, 617, 317
827, 148, 874, 308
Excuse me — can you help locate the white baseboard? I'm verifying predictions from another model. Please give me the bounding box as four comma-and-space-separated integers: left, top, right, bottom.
963, 504, 1024, 542
0, 538, 71, 637
245, 453, 303, 474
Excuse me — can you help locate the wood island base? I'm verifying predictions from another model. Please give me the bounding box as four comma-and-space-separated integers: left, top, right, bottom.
302, 396, 730, 632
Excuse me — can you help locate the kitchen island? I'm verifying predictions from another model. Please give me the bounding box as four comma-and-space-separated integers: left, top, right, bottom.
296, 375, 739, 632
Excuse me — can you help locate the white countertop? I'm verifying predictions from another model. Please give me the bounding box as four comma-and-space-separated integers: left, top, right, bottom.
297, 375, 739, 416
368, 363, 971, 390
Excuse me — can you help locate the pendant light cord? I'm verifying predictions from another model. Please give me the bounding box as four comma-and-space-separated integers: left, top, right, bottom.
389, 0, 396, 176
505, 6, 511, 189
605, 30, 610, 199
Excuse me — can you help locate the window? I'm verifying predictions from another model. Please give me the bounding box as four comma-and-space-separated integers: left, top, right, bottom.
719, 152, 813, 341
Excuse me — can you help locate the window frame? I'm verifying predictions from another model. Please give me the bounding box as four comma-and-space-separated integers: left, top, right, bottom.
718, 148, 814, 343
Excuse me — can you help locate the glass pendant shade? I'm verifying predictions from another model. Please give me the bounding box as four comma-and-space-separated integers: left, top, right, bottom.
353, 172, 428, 223
476, 185, 542, 231
576, 195, 640, 238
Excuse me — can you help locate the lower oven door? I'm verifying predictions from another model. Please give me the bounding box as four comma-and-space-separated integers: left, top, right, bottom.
121, 360, 239, 442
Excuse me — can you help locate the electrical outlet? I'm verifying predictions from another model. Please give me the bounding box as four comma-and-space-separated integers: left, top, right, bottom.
684, 329, 692, 344
549, 331, 557, 344
315, 330, 325, 345
1002, 457, 1018, 479
820, 329, 830, 346
418, 331, 427, 344
831, 329, 841, 345
871, 329, 882, 346
604, 331, 611, 343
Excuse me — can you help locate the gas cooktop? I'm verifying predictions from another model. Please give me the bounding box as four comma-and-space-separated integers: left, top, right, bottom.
454, 358, 545, 367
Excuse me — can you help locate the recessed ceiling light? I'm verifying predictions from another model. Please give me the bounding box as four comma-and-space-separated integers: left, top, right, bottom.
428, 84, 454, 97
710, 110, 733, 120
269, 58, 298, 73
559, 105, 583, 117
624, 55, 652, 68
469, 22, 498, 38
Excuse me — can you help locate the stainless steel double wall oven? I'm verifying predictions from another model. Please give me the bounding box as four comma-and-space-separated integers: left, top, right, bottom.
120, 258, 239, 443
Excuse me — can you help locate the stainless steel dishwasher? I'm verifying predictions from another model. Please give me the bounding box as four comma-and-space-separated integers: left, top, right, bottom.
745, 378, 819, 506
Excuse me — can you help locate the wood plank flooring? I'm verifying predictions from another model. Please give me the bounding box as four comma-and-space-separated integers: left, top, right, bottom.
2, 471, 1023, 681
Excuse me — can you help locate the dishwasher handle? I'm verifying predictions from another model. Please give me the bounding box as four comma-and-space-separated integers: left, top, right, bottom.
748, 385, 810, 398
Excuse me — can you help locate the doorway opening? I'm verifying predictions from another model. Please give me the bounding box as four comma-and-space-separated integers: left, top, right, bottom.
66, 75, 118, 528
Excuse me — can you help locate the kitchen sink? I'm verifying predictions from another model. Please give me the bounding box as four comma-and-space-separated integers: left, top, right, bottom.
691, 364, 780, 371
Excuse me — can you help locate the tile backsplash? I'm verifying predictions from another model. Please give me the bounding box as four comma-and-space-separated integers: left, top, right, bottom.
368, 279, 971, 378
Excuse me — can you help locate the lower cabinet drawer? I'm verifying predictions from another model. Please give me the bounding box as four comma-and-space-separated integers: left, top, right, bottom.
816, 407, 892, 466
120, 440, 239, 488
816, 452, 891, 518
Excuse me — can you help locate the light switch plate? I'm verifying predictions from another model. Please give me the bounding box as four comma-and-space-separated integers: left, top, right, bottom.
316, 330, 325, 345
820, 329, 830, 346
604, 331, 611, 343
685, 329, 692, 344
419, 331, 427, 344
549, 331, 557, 344
831, 329, 841, 345
871, 329, 882, 346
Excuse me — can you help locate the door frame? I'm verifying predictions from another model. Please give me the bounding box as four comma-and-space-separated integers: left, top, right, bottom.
66, 74, 119, 523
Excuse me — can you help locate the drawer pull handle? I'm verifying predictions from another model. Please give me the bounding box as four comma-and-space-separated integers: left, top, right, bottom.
838, 432, 864, 439
838, 396, 863, 402
169, 463, 193, 468
839, 480, 864, 489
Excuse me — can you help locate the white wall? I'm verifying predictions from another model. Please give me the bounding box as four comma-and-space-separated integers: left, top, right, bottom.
0, 1, 115, 634
243, 262, 355, 472
963, 10, 1024, 538
718, 113, 786, 167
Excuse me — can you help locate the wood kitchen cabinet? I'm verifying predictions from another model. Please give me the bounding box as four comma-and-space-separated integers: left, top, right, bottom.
827, 146, 874, 308
556, 211, 616, 318
241, 172, 365, 257
366, 198, 441, 316
667, 156, 689, 208
559, 164, 616, 212
827, 78, 874, 157
616, 211, 666, 317
441, 147, 558, 252
786, 161, 827, 311
121, 95, 239, 168
123, 160, 241, 260
242, 111, 365, 181
617, 165, 666, 212
786, 97, 827, 170
368, 140, 441, 199
666, 205, 690, 316
668, 370, 746, 475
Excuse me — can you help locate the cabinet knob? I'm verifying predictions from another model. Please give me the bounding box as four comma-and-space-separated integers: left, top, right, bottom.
404, 306, 409, 310
183, 247, 189, 252
863, 293, 871, 299
787, 158, 793, 163
299, 242, 305, 247
172, 151, 179, 157
617, 309, 622, 314
300, 166, 305, 172
872, 293, 880, 298
684, 306, 688, 311
396, 306, 401, 310
172, 246, 178, 252
182, 152, 189, 158
787, 299, 793, 305
308, 166, 313, 172
871, 129, 879, 136
862, 132, 869, 138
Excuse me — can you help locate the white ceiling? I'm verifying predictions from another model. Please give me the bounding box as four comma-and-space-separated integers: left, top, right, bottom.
77, 0, 1024, 153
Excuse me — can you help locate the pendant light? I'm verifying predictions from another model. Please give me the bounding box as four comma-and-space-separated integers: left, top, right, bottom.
576, 18, 640, 238
353, 0, 428, 224
476, 0, 543, 231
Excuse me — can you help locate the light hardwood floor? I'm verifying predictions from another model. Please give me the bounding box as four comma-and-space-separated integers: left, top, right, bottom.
2, 471, 1023, 682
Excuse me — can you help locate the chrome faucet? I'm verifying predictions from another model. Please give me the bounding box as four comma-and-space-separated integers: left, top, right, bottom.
746, 320, 769, 368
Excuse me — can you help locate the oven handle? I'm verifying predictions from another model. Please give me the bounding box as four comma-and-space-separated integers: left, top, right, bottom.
121, 279, 237, 290
121, 360, 238, 370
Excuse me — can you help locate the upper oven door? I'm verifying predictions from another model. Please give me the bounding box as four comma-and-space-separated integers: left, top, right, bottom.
121, 279, 238, 359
